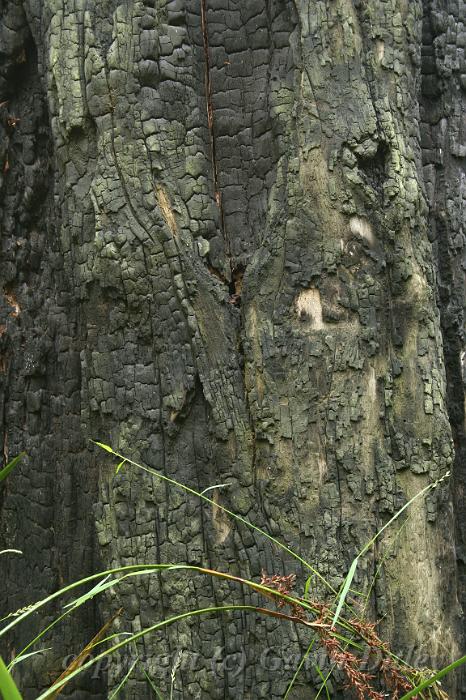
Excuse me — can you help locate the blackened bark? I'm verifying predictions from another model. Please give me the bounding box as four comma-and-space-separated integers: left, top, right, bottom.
420, 0, 466, 639
0, 1, 464, 698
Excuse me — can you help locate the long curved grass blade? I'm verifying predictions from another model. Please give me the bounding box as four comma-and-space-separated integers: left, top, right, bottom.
0, 655, 23, 700
400, 654, 466, 699
63, 574, 113, 609
0, 453, 25, 484
8, 648, 51, 670
36, 605, 283, 700
0, 565, 171, 640
5, 563, 320, 671
6, 562, 347, 696
180, 565, 320, 617
93, 441, 336, 595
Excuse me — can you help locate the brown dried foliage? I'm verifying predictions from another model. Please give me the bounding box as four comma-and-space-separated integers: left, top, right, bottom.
260, 570, 423, 700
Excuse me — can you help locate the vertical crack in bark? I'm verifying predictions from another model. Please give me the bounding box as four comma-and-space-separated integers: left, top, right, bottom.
200, 0, 231, 278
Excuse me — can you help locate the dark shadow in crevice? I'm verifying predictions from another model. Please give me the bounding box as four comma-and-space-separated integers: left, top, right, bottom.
356, 141, 389, 194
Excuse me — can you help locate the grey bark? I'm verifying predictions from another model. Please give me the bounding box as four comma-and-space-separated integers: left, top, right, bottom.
0, 0, 464, 698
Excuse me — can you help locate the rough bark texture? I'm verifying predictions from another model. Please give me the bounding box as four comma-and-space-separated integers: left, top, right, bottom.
0, 0, 464, 698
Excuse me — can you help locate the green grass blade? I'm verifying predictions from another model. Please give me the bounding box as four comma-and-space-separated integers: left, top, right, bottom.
331, 557, 359, 627
115, 460, 127, 475
0, 655, 23, 700
303, 574, 315, 600
284, 638, 316, 699
0, 453, 25, 484
93, 441, 336, 595
9, 572, 170, 664
315, 664, 331, 700
108, 654, 139, 699
400, 654, 466, 699
63, 574, 113, 609
142, 666, 165, 699
8, 649, 51, 670
360, 471, 450, 558
314, 666, 333, 700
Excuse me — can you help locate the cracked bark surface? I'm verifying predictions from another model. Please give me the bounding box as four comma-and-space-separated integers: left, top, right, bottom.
0, 0, 464, 698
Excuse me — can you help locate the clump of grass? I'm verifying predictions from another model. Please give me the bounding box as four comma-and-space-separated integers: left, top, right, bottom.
0, 443, 462, 699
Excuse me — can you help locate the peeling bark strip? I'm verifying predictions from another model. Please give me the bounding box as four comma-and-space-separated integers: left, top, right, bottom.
0, 1, 464, 699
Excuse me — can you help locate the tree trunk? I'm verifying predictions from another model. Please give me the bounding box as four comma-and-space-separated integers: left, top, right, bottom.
0, 0, 464, 698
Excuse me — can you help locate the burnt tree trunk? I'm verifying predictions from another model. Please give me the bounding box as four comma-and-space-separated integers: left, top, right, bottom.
0, 0, 464, 698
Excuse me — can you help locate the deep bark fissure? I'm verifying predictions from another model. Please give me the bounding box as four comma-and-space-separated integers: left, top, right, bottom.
200, 0, 231, 286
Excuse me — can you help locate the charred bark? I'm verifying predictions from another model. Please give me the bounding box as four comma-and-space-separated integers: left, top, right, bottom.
0, 1, 464, 698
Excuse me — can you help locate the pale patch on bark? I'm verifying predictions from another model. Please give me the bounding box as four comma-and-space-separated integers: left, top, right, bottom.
407, 269, 429, 305
349, 215, 375, 245
318, 453, 327, 482
360, 363, 382, 470
212, 491, 231, 544
295, 288, 324, 329
245, 304, 266, 404
156, 185, 178, 236
375, 39, 385, 64
4, 291, 20, 317
367, 365, 377, 403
